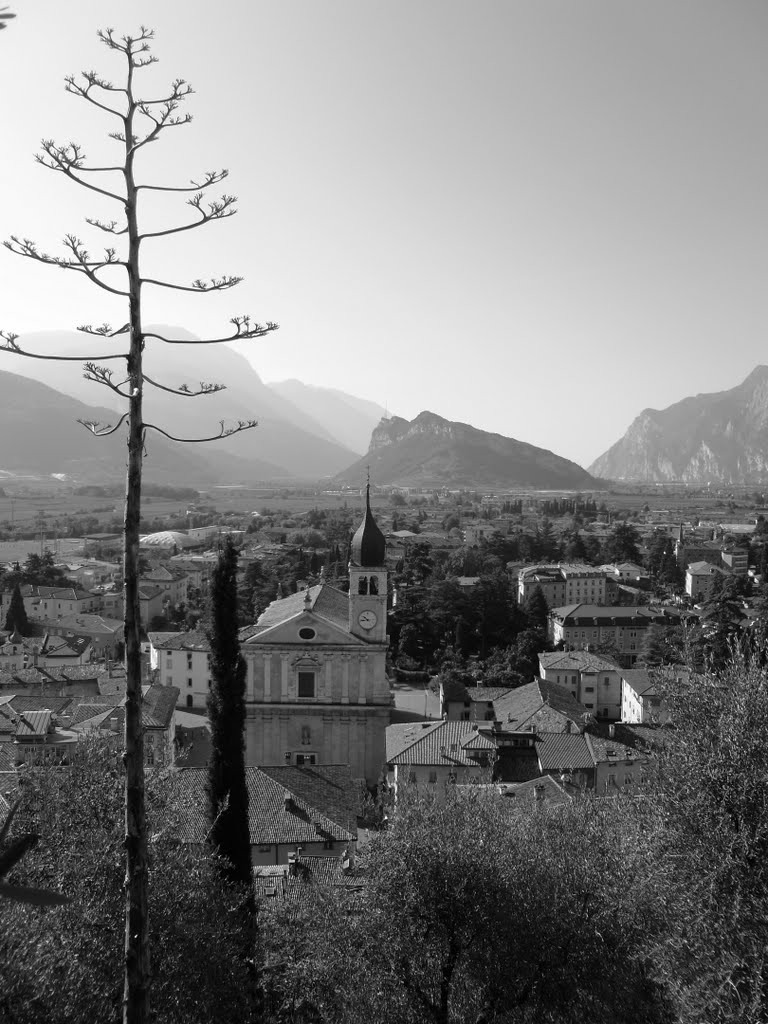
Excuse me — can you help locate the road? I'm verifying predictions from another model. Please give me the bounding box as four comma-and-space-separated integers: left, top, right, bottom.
389, 678, 441, 724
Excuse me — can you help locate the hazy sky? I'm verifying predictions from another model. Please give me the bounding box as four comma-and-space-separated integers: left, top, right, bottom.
2, 1, 768, 468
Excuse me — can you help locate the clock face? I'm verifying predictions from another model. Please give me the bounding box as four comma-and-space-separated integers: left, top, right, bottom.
358, 610, 378, 630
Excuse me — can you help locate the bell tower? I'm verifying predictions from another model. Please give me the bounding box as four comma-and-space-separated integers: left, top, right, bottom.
349, 482, 388, 644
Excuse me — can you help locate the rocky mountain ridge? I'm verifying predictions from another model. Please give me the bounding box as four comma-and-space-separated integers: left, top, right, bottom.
589, 366, 768, 483
338, 411, 599, 489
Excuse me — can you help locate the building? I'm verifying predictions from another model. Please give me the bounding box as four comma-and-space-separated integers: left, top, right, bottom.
720, 547, 749, 576
548, 604, 681, 667
517, 564, 616, 608
240, 487, 391, 786
149, 629, 211, 709
685, 561, 724, 602
537, 650, 622, 721
385, 720, 498, 800
535, 730, 645, 793
173, 763, 359, 866
620, 668, 670, 725
0, 629, 91, 672
0, 585, 100, 624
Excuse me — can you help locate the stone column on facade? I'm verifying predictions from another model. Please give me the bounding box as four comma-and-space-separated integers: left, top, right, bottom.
279, 713, 290, 762
281, 653, 290, 701
324, 658, 333, 702
341, 653, 350, 705
263, 652, 272, 703
357, 653, 367, 704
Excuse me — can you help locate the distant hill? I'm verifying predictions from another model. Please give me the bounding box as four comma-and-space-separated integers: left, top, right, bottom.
589, 366, 768, 483
1, 327, 358, 478
335, 411, 599, 489
0, 369, 283, 485
269, 379, 387, 453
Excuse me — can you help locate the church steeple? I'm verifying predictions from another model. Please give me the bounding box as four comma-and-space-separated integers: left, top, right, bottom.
350, 482, 386, 568
349, 481, 388, 643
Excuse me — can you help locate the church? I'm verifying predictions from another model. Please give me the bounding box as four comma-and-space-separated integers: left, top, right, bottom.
240, 488, 391, 787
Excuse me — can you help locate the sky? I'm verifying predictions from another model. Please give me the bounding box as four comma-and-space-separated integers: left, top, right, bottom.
2, 1, 768, 469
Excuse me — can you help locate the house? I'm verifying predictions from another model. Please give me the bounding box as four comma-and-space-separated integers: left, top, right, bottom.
172, 763, 359, 866
149, 629, 211, 709
240, 487, 391, 787
138, 587, 166, 626
685, 561, 724, 602
721, 547, 749, 576
620, 668, 670, 725
491, 678, 592, 734
0, 629, 92, 672
548, 604, 681, 667
385, 720, 497, 801
0, 585, 100, 624
46, 614, 124, 658
537, 650, 622, 721
67, 683, 179, 765
139, 565, 189, 606
535, 730, 645, 794
439, 681, 514, 722
463, 522, 498, 545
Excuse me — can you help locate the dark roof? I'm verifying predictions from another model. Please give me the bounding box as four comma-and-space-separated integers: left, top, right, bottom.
492, 679, 588, 731
550, 604, 681, 627
173, 766, 357, 845
350, 486, 386, 567
149, 630, 210, 652
539, 651, 618, 673
143, 684, 179, 729
620, 668, 656, 697
259, 764, 358, 836
7, 695, 73, 715
536, 732, 595, 771
15, 709, 52, 738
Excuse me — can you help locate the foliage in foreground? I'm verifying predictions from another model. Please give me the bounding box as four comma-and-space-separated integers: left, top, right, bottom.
0, 740, 255, 1024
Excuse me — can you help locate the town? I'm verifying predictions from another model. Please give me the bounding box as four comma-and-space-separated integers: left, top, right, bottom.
2, 480, 767, 1019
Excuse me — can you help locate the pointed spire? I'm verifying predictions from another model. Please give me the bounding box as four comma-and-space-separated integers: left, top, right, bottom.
350, 476, 386, 567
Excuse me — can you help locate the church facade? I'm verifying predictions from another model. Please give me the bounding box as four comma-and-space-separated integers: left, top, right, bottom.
241, 490, 391, 786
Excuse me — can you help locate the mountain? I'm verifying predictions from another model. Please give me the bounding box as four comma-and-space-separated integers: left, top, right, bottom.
0, 369, 284, 484
1, 327, 358, 477
589, 366, 768, 484
269, 379, 387, 453
335, 411, 599, 489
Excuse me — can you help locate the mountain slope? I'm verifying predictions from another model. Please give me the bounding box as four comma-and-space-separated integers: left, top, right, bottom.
0, 369, 284, 484
269, 379, 386, 453
589, 366, 768, 483
335, 411, 599, 489
2, 328, 358, 477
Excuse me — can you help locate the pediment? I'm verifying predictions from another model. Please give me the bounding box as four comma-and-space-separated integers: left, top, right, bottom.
242, 609, 364, 648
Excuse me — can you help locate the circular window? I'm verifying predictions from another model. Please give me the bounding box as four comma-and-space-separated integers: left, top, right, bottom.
298, 627, 316, 641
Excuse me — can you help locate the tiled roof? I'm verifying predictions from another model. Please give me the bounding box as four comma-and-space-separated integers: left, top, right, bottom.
241, 584, 351, 641
387, 721, 496, 766
51, 614, 123, 635
172, 766, 357, 846
67, 701, 117, 727
536, 732, 595, 771
259, 764, 358, 836
142, 684, 179, 729
7, 695, 73, 715
586, 733, 641, 764
385, 721, 442, 761
149, 630, 210, 652
15, 709, 52, 738
620, 668, 655, 696
539, 651, 618, 673
492, 679, 588, 731
550, 604, 681, 626
469, 687, 515, 703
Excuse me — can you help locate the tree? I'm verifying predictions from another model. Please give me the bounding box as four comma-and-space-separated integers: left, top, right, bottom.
3, 582, 28, 634
1, 29, 277, 1024
260, 788, 671, 1024
650, 650, 768, 1022
523, 583, 549, 633
0, 739, 255, 1024
206, 539, 251, 885
601, 522, 642, 565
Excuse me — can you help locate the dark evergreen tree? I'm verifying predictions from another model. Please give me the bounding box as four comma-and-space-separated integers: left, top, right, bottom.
4, 582, 28, 634
206, 539, 251, 885
524, 584, 549, 634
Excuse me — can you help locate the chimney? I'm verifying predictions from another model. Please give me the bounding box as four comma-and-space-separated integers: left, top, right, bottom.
565, 719, 572, 733
283, 791, 292, 811
109, 716, 119, 733
534, 784, 545, 802
608, 723, 615, 739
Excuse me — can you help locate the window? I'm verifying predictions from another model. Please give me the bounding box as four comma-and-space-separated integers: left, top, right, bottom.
207, 679, 212, 689
584, 686, 594, 693
428, 771, 437, 784
323, 840, 335, 850
186, 695, 193, 708
603, 676, 610, 685
298, 627, 316, 641
298, 671, 315, 698
187, 678, 193, 688
187, 653, 193, 668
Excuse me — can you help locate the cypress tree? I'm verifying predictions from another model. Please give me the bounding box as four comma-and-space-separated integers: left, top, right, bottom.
206, 539, 251, 884
4, 583, 28, 635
